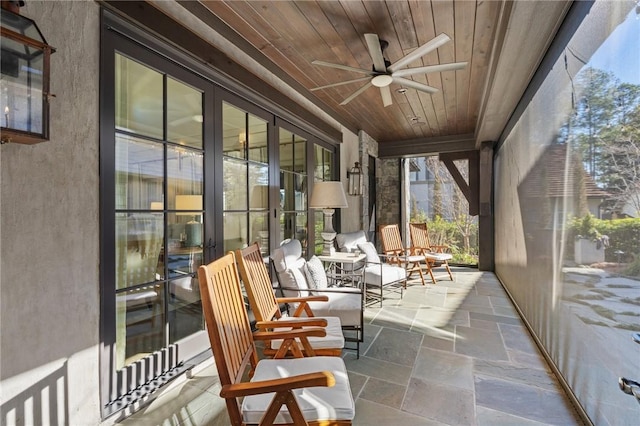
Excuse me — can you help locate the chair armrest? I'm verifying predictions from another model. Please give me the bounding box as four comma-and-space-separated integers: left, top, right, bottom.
429, 245, 450, 252
255, 318, 328, 329
276, 295, 329, 303
254, 327, 327, 358
253, 327, 327, 341
220, 371, 335, 398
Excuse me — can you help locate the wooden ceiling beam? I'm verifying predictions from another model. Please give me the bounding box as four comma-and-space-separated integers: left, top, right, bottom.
378, 133, 475, 158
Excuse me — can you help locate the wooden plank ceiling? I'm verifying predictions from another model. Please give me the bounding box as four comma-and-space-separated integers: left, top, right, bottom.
157, 1, 571, 152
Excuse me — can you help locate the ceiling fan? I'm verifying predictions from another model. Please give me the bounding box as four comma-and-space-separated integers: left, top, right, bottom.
311, 33, 467, 107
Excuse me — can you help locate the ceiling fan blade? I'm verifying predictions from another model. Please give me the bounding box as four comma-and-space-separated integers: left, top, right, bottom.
364, 33, 387, 72
392, 77, 439, 94
312, 60, 373, 75
340, 82, 373, 106
392, 62, 468, 78
311, 77, 372, 91
388, 33, 451, 72
380, 86, 392, 107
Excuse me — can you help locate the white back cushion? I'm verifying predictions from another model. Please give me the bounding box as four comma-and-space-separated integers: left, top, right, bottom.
336, 230, 368, 252
271, 240, 310, 297
304, 255, 328, 290
357, 241, 381, 264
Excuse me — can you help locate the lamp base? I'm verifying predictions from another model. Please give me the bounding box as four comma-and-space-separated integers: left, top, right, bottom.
321, 231, 336, 256
185, 221, 202, 247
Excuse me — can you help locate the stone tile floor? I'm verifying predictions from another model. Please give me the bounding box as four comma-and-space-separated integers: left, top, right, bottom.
114, 267, 585, 426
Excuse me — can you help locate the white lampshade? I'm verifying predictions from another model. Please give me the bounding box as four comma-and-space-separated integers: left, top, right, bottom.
175, 195, 202, 214
175, 194, 203, 247
309, 181, 348, 209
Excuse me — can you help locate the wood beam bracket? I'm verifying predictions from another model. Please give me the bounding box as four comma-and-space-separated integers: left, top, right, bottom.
439, 150, 480, 216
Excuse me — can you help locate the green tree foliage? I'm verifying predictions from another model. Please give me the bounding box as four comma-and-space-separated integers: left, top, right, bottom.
561, 67, 640, 218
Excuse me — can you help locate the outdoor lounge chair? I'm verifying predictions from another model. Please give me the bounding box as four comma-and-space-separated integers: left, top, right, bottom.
379, 224, 428, 285
336, 230, 407, 307
197, 252, 355, 425
271, 239, 364, 356
236, 242, 345, 357
409, 222, 454, 282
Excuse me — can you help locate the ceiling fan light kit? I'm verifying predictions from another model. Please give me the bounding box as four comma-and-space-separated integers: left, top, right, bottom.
371, 74, 393, 87
311, 32, 467, 107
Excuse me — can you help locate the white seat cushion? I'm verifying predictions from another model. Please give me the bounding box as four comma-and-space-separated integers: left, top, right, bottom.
424, 252, 453, 262
405, 254, 427, 263
269, 316, 344, 350
301, 289, 362, 327
242, 356, 355, 424
364, 264, 407, 287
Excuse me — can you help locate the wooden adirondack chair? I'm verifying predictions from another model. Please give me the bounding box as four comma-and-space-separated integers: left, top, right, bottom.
197, 252, 355, 425
409, 222, 454, 282
379, 224, 427, 285
236, 242, 345, 357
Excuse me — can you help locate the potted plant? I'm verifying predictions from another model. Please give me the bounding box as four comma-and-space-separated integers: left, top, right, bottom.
574, 214, 605, 265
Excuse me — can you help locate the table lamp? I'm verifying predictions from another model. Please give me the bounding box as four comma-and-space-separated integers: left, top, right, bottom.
175, 194, 202, 247
309, 181, 348, 255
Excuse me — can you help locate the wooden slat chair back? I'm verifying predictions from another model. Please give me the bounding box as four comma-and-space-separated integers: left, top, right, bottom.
409, 222, 454, 281
198, 252, 259, 424
237, 243, 282, 323
237, 242, 345, 357
198, 252, 354, 425
379, 224, 426, 285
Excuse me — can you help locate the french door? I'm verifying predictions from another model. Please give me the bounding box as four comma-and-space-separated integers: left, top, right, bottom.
100, 21, 213, 415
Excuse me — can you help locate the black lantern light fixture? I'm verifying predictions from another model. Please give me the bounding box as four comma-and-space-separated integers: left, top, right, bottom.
347, 161, 363, 196
1, 0, 56, 144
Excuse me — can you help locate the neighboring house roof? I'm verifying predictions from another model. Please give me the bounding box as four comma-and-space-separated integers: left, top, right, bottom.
521, 143, 609, 199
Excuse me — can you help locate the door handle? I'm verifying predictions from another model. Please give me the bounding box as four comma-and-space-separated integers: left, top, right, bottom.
205, 238, 216, 258
618, 377, 640, 404
618, 332, 640, 404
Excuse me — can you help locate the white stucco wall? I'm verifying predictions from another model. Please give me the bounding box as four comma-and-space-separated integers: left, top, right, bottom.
0, 1, 101, 424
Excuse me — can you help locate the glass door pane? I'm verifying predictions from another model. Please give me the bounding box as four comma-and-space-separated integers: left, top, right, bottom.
279, 129, 307, 249
313, 144, 335, 254
222, 102, 269, 253
112, 53, 207, 373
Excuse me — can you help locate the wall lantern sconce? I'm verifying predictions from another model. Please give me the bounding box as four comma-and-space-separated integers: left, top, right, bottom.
1, 0, 56, 144
347, 161, 363, 196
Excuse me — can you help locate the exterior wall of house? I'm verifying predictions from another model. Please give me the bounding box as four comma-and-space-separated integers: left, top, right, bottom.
0, 1, 102, 424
